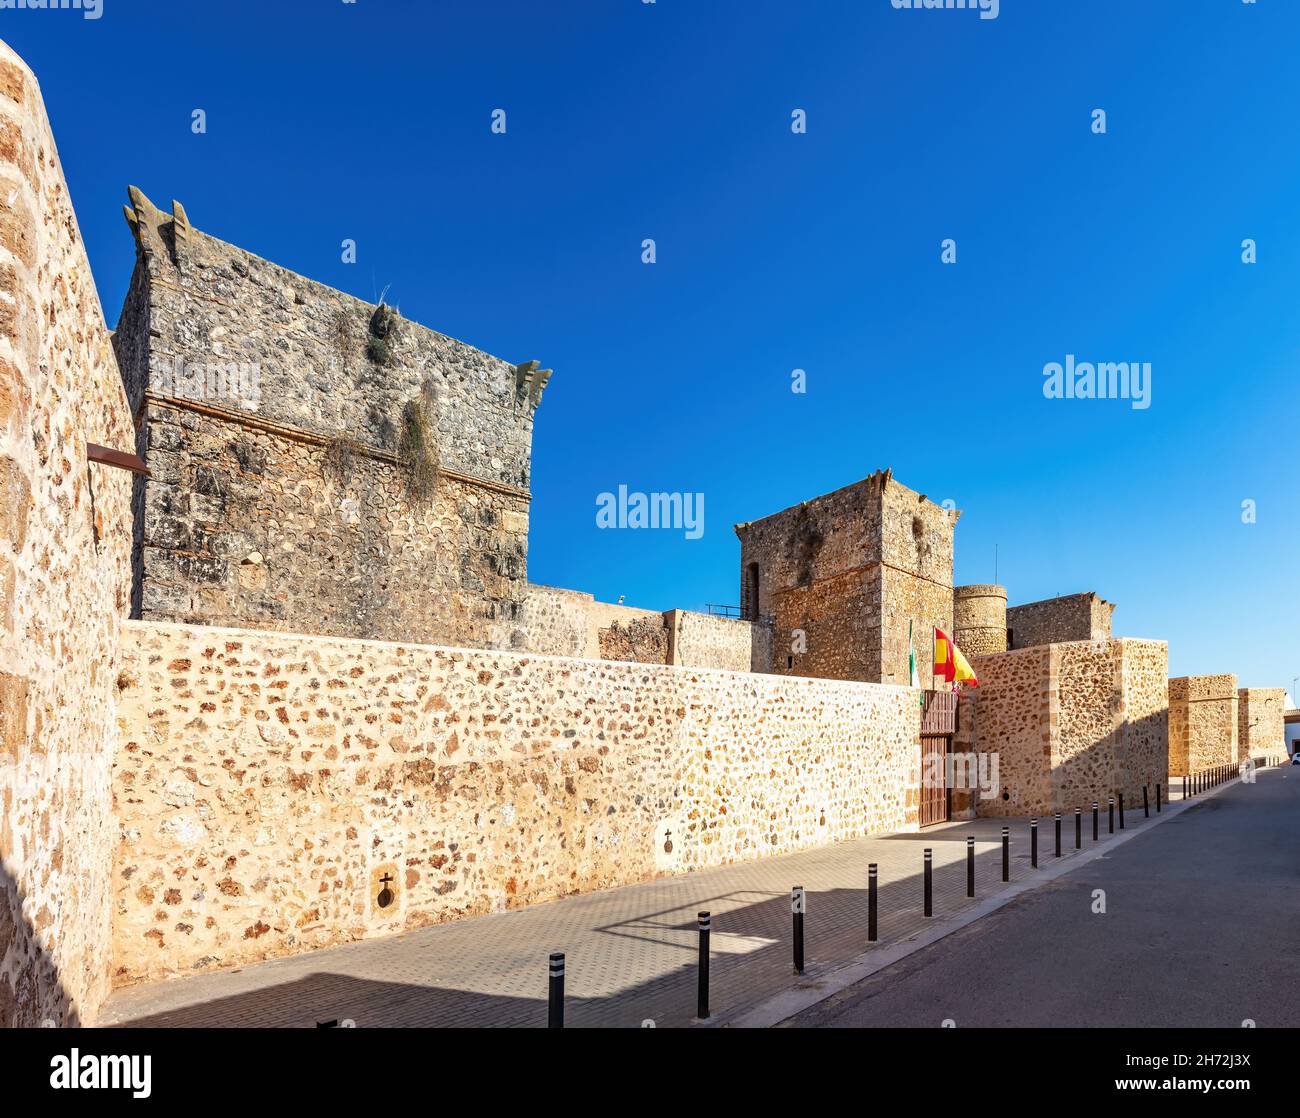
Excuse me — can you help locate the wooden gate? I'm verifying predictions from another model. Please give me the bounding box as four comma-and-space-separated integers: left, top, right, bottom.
920, 734, 951, 827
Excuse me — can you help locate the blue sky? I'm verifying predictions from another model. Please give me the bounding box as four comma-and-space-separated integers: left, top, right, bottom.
5, 1, 1297, 693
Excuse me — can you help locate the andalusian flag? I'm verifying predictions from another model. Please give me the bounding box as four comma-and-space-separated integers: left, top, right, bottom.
908, 620, 922, 706
933, 626, 978, 689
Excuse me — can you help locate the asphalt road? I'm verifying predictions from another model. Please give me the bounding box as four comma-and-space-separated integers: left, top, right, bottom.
791, 767, 1300, 1028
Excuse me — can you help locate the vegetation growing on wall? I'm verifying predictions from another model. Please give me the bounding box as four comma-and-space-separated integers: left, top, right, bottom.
397, 377, 440, 501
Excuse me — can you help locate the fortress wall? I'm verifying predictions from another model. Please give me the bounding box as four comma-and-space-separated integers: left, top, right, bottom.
1007, 592, 1113, 650
966, 640, 1168, 817
0, 43, 134, 1026
1237, 687, 1286, 761
111, 621, 920, 984
1168, 675, 1237, 775
135, 396, 530, 649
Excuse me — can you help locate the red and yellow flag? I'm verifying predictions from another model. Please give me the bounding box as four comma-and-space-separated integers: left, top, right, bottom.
933, 627, 978, 688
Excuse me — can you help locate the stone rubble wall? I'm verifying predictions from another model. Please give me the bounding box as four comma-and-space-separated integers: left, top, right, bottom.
967, 639, 1168, 817
0, 41, 134, 1027
1007, 592, 1114, 650
111, 620, 921, 984
1167, 675, 1238, 775
953, 583, 1007, 656
1237, 687, 1285, 762
522, 584, 770, 672
135, 397, 530, 649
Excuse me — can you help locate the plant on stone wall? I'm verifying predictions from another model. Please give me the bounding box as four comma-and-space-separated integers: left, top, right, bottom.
397, 377, 440, 502
323, 433, 363, 484
367, 301, 400, 367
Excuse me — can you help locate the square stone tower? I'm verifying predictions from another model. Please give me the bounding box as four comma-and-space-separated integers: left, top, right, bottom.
734, 469, 957, 684
112, 188, 550, 649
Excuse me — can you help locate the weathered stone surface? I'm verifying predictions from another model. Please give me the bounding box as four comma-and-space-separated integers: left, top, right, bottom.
1168, 675, 1238, 775
1238, 687, 1286, 761
1007, 592, 1114, 650
957, 639, 1168, 816
111, 620, 922, 984
953, 584, 1007, 656
0, 40, 133, 1028
735, 469, 957, 686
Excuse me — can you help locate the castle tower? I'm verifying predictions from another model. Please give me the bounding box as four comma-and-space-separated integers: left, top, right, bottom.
734, 469, 958, 685
953, 584, 1007, 655
113, 188, 550, 649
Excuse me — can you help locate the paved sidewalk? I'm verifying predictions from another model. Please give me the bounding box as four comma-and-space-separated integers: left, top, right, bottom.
100, 783, 1207, 1029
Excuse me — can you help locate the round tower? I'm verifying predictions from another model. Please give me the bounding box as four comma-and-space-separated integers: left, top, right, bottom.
953, 584, 1007, 656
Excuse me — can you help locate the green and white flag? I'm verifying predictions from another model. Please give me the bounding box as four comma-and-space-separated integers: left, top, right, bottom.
908, 620, 922, 705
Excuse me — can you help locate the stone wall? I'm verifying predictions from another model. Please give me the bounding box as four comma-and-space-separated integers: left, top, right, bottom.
953, 584, 1007, 656
134, 396, 529, 649
1007, 592, 1114, 650
1168, 675, 1238, 775
112, 190, 545, 649
1237, 687, 1285, 762
522, 584, 771, 672
111, 621, 922, 984
0, 41, 134, 1026
965, 639, 1168, 817
735, 469, 957, 686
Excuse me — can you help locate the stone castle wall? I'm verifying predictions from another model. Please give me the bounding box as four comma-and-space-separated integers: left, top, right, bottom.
965, 639, 1168, 817
0, 42, 134, 1026
135, 396, 530, 648
112, 190, 545, 649
522, 584, 770, 672
111, 621, 921, 984
953, 584, 1007, 656
1237, 687, 1285, 762
1007, 592, 1114, 650
1168, 675, 1238, 775
736, 470, 957, 686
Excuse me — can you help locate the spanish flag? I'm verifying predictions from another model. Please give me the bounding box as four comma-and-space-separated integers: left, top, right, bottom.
933, 626, 978, 688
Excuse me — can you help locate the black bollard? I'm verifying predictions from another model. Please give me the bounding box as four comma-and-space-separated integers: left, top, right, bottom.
868, 864, 877, 943
966, 837, 975, 898
696, 912, 711, 1020
1143, 785, 1149, 818
791, 886, 805, 976
923, 849, 933, 917
1093, 801, 1099, 841
1118, 793, 1125, 830
1031, 817, 1038, 868
1108, 797, 1115, 834
548, 952, 565, 1029
1055, 812, 1061, 858
1001, 826, 1009, 881
1075, 807, 1082, 849
1156, 782, 1162, 813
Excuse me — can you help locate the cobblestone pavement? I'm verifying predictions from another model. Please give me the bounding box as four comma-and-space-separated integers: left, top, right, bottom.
100, 785, 1203, 1028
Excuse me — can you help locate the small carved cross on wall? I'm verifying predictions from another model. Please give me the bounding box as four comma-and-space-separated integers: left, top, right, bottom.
376, 873, 395, 909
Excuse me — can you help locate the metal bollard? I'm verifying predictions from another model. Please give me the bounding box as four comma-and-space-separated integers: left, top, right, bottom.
1001, 826, 1009, 881
1118, 793, 1125, 830
1143, 785, 1149, 818
1093, 801, 1099, 841
868, 865, 878, 943
1075, 807, 1082, 849
696, 912, 711, 1020
1031, 817, 1038, 868
792, 886, 805, 976
1108, 797, 1115, 834
1156, 783, 1162, 813
966, 837, 975, 898
1055, 812, 1061, 858
923, 849, 933, 917
548, 952, 565, 1029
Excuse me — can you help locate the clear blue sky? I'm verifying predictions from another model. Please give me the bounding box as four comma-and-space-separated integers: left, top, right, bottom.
6, 1, 1296, 694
